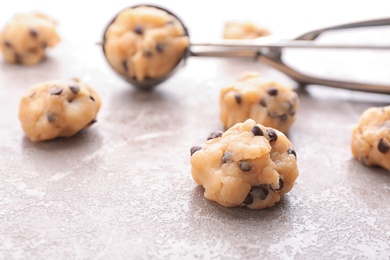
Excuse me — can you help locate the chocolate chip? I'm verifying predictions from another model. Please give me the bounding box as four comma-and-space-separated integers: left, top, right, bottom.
207, 131, 223, 140
29, 29, 38, 38
234, 93, 242, 104
14, 53, 22, 64
239, 161, 251, 172
243, 193, 253, 205
221, 151, 232, 164
134, 25, 144, 35
266, 128, 277, 142
255, 186, 269, 200
3, 41, 12, 48
29, 92, 36, 98
278, 179, 284, 191
267, 87, 278, 96
69, 85, 80, 94
190, 146, 202, 156
90, 96, 95, 102
87, 119, 97, 126
156, 43, 165, 53
122, 60, 128, 72
46, 112, 56, 123
166, 21, 174, 25
244, 186, 269, 205
144, 50, 152, 57
50, 87, 63, 95
287, 148, 297, 158
290, 111, 296, 116
250, 125, 263, 136
280, 114, 288, 121
378, 138, 389, 153
41, 42, 48, 49
271, 178, 284, 191
27, 47, 38, 53
259, 98, 267, 107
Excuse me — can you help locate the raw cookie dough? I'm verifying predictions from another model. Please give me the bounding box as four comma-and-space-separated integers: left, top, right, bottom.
1, 13, 60, 65
103, 6, 189, 82
19, 78, 102, 142
223, 21, 270, 39
351, 106, 390, 171
220, 73, 299, 133
190, 119, 299, 209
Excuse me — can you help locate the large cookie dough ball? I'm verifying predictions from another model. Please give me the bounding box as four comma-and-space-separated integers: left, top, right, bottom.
351, 106, 390, 171
19, 79, 102, 142
1, 13, 60, 65
223, 21, 270, 39
190, 119, 299, 209
220, 74, 299, 133
103, 6, 189, 82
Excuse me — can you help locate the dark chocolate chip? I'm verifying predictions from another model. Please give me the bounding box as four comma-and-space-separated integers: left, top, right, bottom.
207, 131, 223, 140
27, 47, 38, 53
122, 60, 128, 72
250, 125, 264, 136
271, 178, 284, 191
268, 112, 278, 118
69, 85, 80, 94
156, 43, 165, 53
290, 111, 296, 116
29, 29, 38, 38
266, 128, 278, 142
87, 119, 97, 126
287, 148, 297, 158
3, 41, 12, 48
267, 87, 278, 96
190, 146, 202, 156
14, 53, 22, 64
278, 178, 284, 191
41, 42, 48, 49
239, 161, 251, 172
221, 151, 232, 164
90, 96, 95, 102
50, 87, 63, 95
134, 25, 144, 35
243, 193, 253, 205
378, 138, 389, 154
46, 112, 56, 123
280, 114, 288, 121
144, 50, 152, 57
234, 93, 242, 104
255, 186, 269, 200
259, 98, 267, 107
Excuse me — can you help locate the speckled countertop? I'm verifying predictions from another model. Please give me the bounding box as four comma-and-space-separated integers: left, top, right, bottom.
1, 1, 390, 259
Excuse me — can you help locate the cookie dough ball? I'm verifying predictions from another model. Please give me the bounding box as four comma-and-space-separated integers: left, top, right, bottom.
223, 21, 270, 39
1, 13, 60, 65
220, 74, 299, 133
19, 79, 102, 142
103, 6, 189, 82
351, 106, 390, 171
190, 119, 299, 209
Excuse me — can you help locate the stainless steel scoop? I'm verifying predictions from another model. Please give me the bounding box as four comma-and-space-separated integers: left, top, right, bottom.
102, 5, 390, 93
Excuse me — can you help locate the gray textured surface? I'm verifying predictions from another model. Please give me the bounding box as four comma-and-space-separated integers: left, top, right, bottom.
1, 1, 390, 259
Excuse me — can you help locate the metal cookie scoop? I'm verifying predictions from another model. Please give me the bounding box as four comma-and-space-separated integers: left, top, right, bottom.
102, 4, 390, 93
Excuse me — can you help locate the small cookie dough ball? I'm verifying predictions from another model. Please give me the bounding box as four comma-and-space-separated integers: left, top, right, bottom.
223, 21, 270, 39
190, 119, 299, 209
103, 6, 189, 82
18, 79, 102, 142
220, 74, 299, 133
351, 106, 390, 171
1, 13, 60, 65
